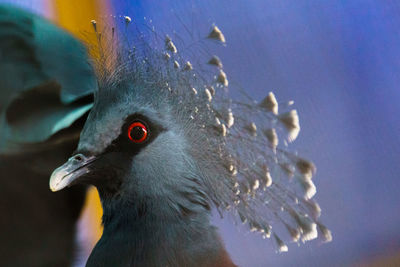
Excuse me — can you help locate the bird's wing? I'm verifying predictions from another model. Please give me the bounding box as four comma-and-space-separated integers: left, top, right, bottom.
0, 4, 96, 155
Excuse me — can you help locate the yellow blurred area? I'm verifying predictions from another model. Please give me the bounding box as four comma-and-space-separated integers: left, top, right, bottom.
53, 0, 100, 33
51, 0, 110, 249
78, 187, 103, 247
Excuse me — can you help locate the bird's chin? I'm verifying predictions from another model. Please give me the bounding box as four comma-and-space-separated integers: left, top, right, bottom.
49, 154, 96, 192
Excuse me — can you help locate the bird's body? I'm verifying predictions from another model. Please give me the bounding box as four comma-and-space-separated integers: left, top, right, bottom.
49, 18, 331, 264
0, 4, 331, 266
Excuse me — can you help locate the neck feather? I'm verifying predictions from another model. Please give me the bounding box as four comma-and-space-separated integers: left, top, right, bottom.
86, 195, 236, 267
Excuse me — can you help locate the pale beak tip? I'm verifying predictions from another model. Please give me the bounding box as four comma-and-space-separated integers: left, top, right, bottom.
49, 183, 59, 192
49, 173, 62, 192
49, 168, 69, 192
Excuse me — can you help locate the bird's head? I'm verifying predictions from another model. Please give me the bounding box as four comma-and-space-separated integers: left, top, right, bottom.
49, 46, 225, 221
50, 100, 195, 203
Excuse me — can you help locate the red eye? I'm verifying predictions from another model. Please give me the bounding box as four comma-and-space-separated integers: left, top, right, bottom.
127, 122, 148, 143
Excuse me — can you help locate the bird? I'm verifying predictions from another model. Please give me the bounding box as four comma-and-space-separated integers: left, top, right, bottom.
0, 4, 96, 266
49, 15, 332, 267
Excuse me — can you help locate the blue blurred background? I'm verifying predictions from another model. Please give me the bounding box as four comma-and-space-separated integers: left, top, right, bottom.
2, 0, 400, 266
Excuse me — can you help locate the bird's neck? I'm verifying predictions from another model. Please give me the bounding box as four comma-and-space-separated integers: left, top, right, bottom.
87, 196, 236, 267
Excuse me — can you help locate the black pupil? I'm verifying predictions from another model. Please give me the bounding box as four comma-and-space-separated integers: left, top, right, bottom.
131, 126, 145, 140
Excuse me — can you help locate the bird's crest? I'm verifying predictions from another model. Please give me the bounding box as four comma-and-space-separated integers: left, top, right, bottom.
86, 17, 331, 252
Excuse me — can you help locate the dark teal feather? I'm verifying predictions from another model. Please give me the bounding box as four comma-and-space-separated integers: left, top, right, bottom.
0, 4, 95, 155
0, 4, 96, 266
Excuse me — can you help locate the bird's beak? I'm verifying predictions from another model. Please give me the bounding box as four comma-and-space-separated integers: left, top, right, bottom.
49, 154, 96, 192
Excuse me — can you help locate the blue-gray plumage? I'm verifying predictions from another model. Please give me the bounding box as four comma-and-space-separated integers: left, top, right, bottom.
49, 16, 331, 266
51, 45, 239, 266
0, 4, 95, 266
0, 4, 331, 266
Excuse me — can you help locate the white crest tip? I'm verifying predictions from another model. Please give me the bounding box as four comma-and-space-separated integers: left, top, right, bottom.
274, 234, 288, 252
124, 16, 132, 23
184, 61, 193, 71
279, 110, 300, 142
217, 70, 229, 87
208, 55, 223, 68
260, 92, 278, 115
207, 25, 226, 43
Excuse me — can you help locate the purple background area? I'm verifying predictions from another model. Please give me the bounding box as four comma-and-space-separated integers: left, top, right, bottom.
2, 0, 400, 266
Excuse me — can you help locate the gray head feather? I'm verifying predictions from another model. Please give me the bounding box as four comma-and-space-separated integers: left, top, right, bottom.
78, 19, 331, 251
